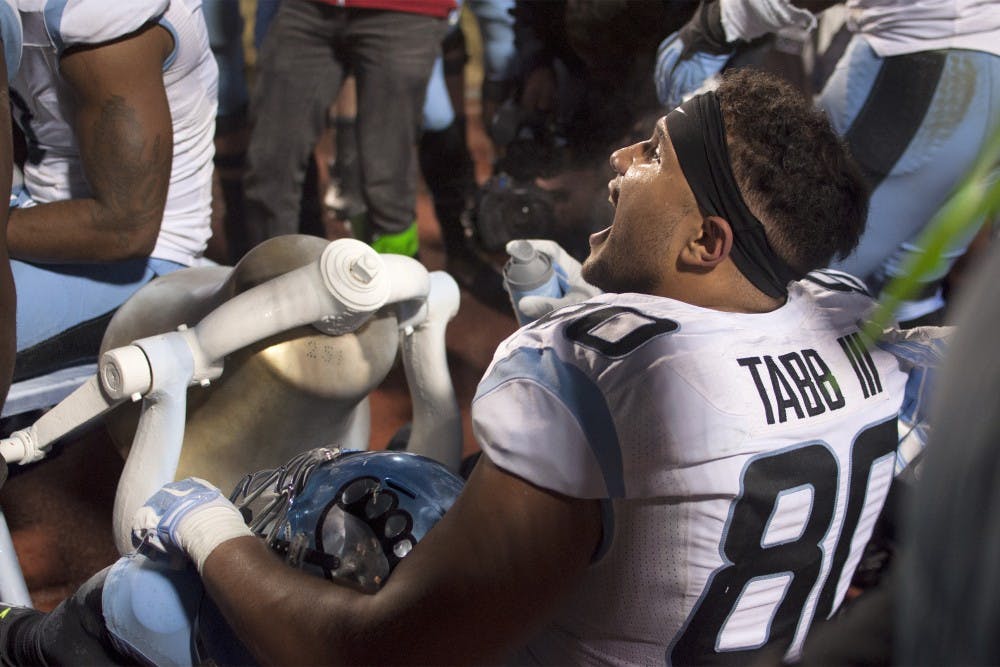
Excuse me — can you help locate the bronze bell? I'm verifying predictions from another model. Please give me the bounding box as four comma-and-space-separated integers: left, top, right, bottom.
101, 235, 400, 492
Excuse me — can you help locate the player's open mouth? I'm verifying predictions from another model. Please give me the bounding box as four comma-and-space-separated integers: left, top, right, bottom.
592, 179, 619, 248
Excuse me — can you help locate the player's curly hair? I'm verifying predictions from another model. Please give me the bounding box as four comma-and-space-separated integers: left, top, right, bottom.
716, 68, 869, 275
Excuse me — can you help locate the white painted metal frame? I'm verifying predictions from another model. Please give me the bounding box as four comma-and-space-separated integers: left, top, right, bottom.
0, 239, 462, 605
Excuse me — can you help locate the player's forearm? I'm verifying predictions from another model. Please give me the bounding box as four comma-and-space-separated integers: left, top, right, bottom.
201, 535, 505, 666
24, 23, 176, 265
7, 199, 160, 263
201, 536, 370, 665
200, 457, 602, 665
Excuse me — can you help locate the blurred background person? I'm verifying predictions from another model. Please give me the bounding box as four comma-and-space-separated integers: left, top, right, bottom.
8, 0, 217, 382
241, 0, 454, 259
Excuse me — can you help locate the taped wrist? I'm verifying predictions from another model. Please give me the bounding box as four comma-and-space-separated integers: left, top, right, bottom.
177, 505, 252, 573
720, 0, 817, 43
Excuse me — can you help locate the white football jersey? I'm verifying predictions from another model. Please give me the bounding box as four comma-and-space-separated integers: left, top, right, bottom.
845, 0, 1000, 57
473, 275, 907, 665
11, 0, 217, 266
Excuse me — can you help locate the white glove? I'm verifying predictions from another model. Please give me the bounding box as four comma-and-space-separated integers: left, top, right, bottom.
132, 478, 252, 572
506, 239, 602, 322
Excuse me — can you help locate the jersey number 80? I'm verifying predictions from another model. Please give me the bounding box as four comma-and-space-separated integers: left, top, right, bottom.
669, 418, 897, 664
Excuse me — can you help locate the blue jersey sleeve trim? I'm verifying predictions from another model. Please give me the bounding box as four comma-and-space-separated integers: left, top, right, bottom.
476, 346, 626, 498
158, 17, 178, 70
43, 0, 69, 54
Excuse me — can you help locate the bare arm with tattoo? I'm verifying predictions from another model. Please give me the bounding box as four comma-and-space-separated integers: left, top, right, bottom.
7, 22, 173, 263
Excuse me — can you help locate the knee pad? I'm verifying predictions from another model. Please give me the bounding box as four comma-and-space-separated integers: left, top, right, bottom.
102, 553, 203, 666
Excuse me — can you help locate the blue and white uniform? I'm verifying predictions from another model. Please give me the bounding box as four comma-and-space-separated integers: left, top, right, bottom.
12, 0, 216, 266
9, 0, 217, 355
0, 0, 21, 81
843, 0, 1000, 57
473, 276, 908, 664
658, 0, 1000, 323
819, 0, 1000, 322
422, 0, 514, 131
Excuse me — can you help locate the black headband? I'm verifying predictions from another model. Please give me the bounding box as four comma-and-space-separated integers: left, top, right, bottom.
665, 91, 802, 298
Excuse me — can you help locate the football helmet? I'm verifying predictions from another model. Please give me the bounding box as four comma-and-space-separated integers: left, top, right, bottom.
229, 447, 464, 592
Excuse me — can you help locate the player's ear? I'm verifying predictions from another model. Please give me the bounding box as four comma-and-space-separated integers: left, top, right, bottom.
683, 215, 732, 268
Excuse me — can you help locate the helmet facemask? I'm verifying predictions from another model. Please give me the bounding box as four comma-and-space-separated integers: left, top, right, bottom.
228, 447, 463, 593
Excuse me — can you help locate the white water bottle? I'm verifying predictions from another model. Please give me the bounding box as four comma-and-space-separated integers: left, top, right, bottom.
503, 240, 563, 326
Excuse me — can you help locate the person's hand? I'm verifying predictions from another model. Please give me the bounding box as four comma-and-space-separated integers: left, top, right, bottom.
506, 239, 602, 321
654, 1, 734, 109
132, 478, 251, 572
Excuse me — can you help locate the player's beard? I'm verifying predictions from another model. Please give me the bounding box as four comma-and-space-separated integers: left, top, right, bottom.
582, 251, 661, 295
582, 213, 680, 295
